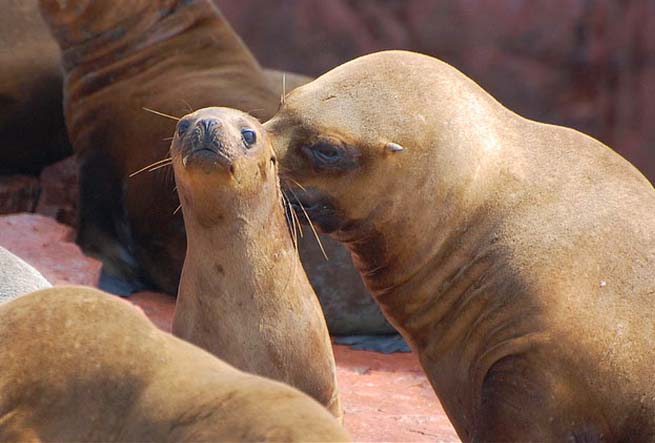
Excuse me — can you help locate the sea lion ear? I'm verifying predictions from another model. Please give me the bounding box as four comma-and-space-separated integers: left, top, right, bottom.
386, 142, 405, 153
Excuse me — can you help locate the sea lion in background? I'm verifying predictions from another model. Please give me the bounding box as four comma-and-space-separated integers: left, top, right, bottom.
171, 107, 341, 419
0, 0, 70, 174
0, 286, 350, 442
0, 246, 51, 302
265, 50, 655, 442
38, 0, 393, 343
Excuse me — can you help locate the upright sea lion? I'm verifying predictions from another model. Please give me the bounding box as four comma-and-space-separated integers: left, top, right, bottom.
0, 286, 349, 442
0, 246, 51, 302
38, 0, 390, 341
170, 107, 341, 419
265, 50, 655, 442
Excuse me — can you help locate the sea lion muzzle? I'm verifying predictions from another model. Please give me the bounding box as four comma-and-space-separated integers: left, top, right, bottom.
181, 118, 233, 171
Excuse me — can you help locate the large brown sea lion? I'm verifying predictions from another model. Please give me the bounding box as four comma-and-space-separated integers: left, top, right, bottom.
0, 0, 70, 174
170, 107, 341, 419
37, 0, 392, 341
265, 50, 655, 442
0, 286, 349, 442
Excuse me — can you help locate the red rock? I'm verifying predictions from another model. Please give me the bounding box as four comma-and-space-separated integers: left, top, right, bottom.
0, 213, 101, 286
36, 156, 78, 227
0, 175, 40, 214
127, 291, 176, 333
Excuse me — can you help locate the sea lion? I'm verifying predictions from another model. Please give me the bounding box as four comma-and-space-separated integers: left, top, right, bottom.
38, 0, 390, 341
0, 0, 70, 174
0, 246, 51, 302
0, 286, 349, 442
265, 50, 655, 442
170, 107, 341, 419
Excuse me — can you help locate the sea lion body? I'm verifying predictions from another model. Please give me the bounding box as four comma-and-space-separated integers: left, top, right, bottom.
266, 50, 655, 441
38, 0, 391, 340
0, 246, 51, 302
38, 0, 279, 293
0, 0, 70, 174
0, 286, 349, 442
170, 107, 341, 418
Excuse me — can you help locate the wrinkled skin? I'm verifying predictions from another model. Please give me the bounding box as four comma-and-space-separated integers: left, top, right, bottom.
0, 287, 350, 442
265, 50, 655, 442
171, 107, 342, 420
37, 0, 391, 338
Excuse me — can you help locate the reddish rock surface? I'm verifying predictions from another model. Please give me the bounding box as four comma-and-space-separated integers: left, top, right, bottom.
0, 175, 40, 214
220, 0, 655, 183
0, 213, 101, 286
36, 156, 78, 227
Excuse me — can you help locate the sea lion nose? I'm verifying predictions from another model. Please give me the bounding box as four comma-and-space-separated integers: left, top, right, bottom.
196, 118, 221, 134
192, 118, 223, 150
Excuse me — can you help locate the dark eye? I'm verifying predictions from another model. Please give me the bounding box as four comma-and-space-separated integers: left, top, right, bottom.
177, 119, 191, 137
241, 128, 257, 147
312, 143, 341, 164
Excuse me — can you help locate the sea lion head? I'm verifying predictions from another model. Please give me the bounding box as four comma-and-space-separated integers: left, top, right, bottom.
265, 50, 502, 237
38, 0, 177, 49
171, 107, 278, 227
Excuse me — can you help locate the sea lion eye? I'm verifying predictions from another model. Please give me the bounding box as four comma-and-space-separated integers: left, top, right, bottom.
241, 128, 257, 147
177, 119, 191, 136
312, 143, 341, 164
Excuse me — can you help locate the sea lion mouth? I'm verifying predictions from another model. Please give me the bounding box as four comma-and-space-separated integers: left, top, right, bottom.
182, 147, 232, 169
179, 119, 234, 172
285, 186, 344, 233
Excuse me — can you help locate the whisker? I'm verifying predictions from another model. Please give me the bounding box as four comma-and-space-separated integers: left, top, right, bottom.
282, 192, 299, 252
147, 161, 173, 173
286, 177, 307, 192
129, 157, 173, 177
162, 136, 174, 141
281, 73, 286, 106
288, 197, 304, 238
142, 107, 180, 121
287, 187, 328, 261
173, 203, 182, 215
179, 99, 193, 113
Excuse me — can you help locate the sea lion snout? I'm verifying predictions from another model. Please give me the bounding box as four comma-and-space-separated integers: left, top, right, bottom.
175, 116, 234, 171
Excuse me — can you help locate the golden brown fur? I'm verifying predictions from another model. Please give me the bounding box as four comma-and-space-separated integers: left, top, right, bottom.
170, 107, 341, 419
38, 0, 279, 293
37, 0, 386, 338
0, 0, 70, 174
265, 50, 655, 442
0, 286, 349, 442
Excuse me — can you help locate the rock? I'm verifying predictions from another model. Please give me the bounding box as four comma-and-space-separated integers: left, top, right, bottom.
127, 291, 176, 333
36, 156, 78, 227
0, 175, 40, 214
0, 213, 101, 286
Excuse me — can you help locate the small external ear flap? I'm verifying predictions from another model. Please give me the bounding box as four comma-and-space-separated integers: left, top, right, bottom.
386, 142, 405, 153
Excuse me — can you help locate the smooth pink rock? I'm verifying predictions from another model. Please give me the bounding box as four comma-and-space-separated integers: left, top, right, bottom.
128, 291, 176, 333
0, 213, 101, 286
